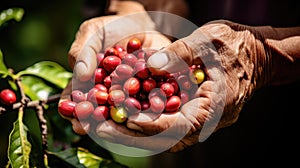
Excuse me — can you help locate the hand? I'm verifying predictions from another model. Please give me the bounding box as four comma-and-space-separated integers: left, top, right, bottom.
96, 20, 274, 152
59, 1, 171, 134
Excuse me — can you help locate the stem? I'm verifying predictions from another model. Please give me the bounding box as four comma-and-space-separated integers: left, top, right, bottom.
0, 94, 61, 113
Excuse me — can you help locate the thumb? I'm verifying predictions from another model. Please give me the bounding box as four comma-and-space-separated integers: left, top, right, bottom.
147, 40, 194, 75
147, 30, 216, 75
68, 18, 104, 82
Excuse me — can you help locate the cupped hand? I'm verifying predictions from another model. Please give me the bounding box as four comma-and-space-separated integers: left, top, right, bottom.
59, 1, 171, 134
96, 20, 272, 152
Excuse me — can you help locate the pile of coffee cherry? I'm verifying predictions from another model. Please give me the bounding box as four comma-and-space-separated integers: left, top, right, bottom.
58, 38, 205, 125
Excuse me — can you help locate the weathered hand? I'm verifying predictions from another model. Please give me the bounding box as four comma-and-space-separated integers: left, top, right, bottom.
59, 1, 171, 134
96, 20, 275, 152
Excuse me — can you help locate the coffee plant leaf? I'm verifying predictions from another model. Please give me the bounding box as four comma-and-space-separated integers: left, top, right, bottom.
17, 61, 72, 89
0, 8, 24, 27
47, 147, 85, 168
0, 49, 8, 76
8, 108, 32, 168
20, 75, 58, 101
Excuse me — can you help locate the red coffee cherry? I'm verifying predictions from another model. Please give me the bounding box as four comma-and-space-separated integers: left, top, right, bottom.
108, 89, 126, 106
96, 53, 105, 67
74, 101, 94, 120
127, 37, 142, 53
133, 61, 150, 79
103, 56, 122, 72
93, 68, 107, 84
71, 90, 86, 103
103, 75, 112, 88
115, 64, 134, 80
0, 89, 17, 106
104, 47, 119, 57
122, 53, 138, 67
160, 83, 175, 97
58, 100, 77, 118
142, 78, 157, 93
124, 97, 141, 115
149, 96, 165, 113
123, 77, 141, 95
94, 90, 109, 105
94, 83, 108, 93
165, 96, 181, 112
92, 106, 109, 121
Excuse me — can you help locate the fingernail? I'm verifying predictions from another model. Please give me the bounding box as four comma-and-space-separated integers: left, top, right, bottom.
74, 61, 90, 81
147, 52, 169, 69
127, 122, 143, 132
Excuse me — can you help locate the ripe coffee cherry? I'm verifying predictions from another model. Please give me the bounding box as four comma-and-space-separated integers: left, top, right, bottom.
103, 75, 112, 88
114, 45, 125, 52
141, 101, 150, 111
127, 37, 142, 53
94, 90, 108, 105
110, 106, 128, 123
108, 90, 125, 106
165, 96, 181, 112
109, 84, 122, 93
93, 106, 109, 121
123, 77, 141, 95
96, 53, 105, 67
149, 96, 165, 113
122, 53, 138, 67
115, 64, 134, 80
190, 68, 205, 84
110, 70, 125, 84
142, 78, 157, 93
58, 100, 77, 118
133, 61, 150, 79
160, 83, 175, 97
166, 78, 179, 94
94, 84, 108, 93
103, 56, 122, 72
0, 89, 17, 106
74, 101, 94, 120
104, 47, 119, 57
124, 97, 141, 115
71, 90, 86, 103
93, 68, 107, 84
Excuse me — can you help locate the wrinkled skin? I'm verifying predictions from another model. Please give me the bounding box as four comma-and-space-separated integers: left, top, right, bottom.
60, 1, 300, 152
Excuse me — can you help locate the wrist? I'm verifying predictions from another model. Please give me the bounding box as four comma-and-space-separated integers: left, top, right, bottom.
253, 26, 300, 86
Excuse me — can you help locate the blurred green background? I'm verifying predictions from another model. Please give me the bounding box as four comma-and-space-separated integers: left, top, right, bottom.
0, 1, 149, 167
0, 0, 85, 72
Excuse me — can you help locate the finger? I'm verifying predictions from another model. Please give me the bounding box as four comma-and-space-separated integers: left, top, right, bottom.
96, 120, 182, 152
71, 118, 90, 135
127, 79, 225, 141
68, 17, 104, 82
126, 98, 207, 136
147, 30, 217, 75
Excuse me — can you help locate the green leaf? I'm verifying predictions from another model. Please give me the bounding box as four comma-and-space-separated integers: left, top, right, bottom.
20, 75, 57, 101
8, 108, 32, 168
0, 8, 24, 27
0, 49, 8, 76
17, 61, 72, 89
47, 148, 85, 168
77, 148, 103, 168
47, 148, 128, 168
77, 148, 128, 168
